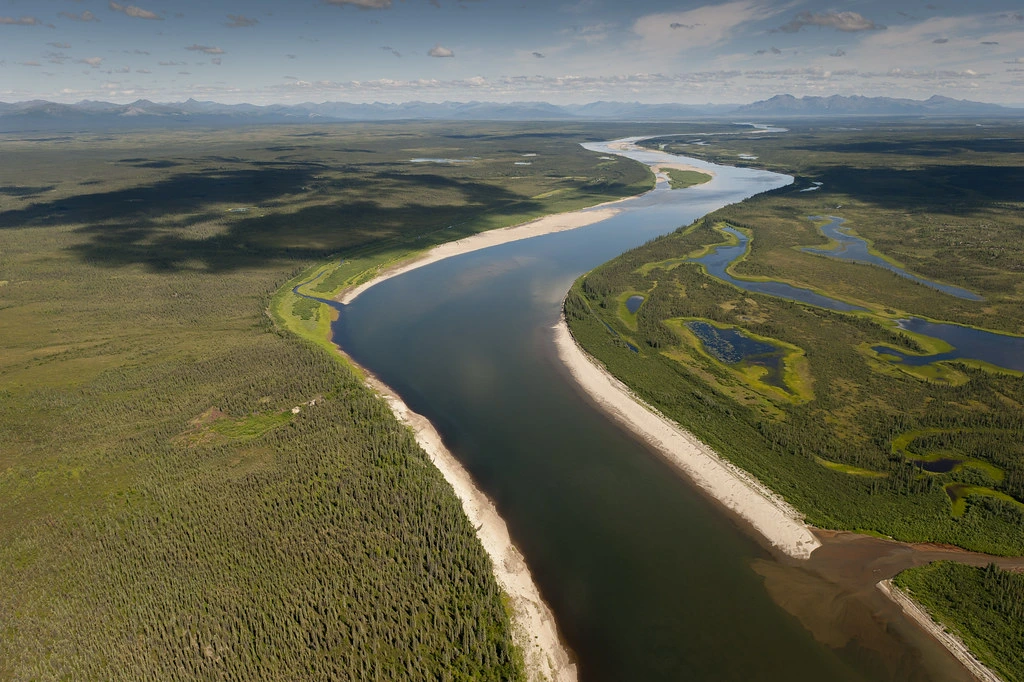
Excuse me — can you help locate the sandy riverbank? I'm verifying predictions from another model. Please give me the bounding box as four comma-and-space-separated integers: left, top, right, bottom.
339, 206, 622, 305
357, 369, 577, 682
553, 314, 821, 560
877, 580, 1002, 682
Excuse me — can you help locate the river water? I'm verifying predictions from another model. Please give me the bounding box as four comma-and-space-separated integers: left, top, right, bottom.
803, 216, 983, 301
333, 139, 976, 681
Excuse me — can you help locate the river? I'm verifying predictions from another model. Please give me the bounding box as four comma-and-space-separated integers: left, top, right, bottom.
332, 139, 981, 681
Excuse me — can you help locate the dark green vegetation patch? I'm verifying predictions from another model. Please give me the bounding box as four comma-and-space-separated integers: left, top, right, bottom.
570, 122, 1024, 554
895, 562, 1024, 682
0, 122, 655, 678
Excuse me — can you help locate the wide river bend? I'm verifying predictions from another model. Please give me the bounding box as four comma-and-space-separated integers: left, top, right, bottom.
333, 139, 980, 681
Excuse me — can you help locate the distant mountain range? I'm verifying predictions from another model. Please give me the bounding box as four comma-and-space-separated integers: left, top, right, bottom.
733, 94, 1016, 116
0, 94, 1018, 131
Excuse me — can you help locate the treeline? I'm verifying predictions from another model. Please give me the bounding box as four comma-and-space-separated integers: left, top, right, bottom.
895, 562, 1024, 682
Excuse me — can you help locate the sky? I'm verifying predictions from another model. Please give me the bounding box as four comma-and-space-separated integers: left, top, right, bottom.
1, 0, 1022, 105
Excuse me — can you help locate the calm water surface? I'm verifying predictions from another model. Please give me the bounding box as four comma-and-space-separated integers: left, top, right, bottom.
691, 225, 865, 312
334, 139, 974, 681
875, 317, 1024, 372
803, 216, 982, 301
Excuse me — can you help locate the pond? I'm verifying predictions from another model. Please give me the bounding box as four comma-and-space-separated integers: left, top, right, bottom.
687, 320, 788, 390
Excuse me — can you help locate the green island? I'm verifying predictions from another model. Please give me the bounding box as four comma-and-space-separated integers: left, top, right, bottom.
567, 122, 1024, 675
665, 168, 712, 189
894, 562, 1024, 682
0, 123, 652, 678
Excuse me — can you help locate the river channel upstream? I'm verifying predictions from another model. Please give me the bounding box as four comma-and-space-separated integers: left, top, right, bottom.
333, 139, 985, 681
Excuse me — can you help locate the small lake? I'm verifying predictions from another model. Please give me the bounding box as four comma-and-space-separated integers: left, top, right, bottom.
625, 295, 644, 313
917, 459, 960, 474
803, 216, 982, 301
687, 320, 788, 389
873, 317, 1024, 372
690, 226, 865, 312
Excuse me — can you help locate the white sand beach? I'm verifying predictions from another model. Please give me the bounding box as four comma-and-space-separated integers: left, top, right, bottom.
339, 206, 622, 305
553, 314, 821, 560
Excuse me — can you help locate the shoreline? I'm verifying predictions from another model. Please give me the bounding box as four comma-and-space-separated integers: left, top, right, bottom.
327, 157, 665, 681
338, 203, 626, 305
359, 364, 578, 682
553, 313, 821, 560
877, 580, 1003, 682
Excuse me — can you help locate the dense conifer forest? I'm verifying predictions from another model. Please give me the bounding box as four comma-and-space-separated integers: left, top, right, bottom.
0, 122, 653, 678
896, 562, 1024, 681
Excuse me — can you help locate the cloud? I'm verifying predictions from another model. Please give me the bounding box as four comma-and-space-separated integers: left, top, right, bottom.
19, 61, 42, 66
324, 0, 393, 8
755, 46, 782, 55
136, 68, 151, 73
226, 14, 258, 28
981, 41, 999, 45
286, 54, 297, 59
532, 51, 545, 58
77, 57, 104, 67
211, 57, 222, 65
59, 10, 97, 22
932, 37, 949, 43
0, 16, 41, 26
381, 45, 402, 57
776, 11, 885, 33
186, 44, 225, 55
49, 42, 71, 49
109, 2, 162, 20
633, 2, 783, 54
562, 22, 614, 44
158, 60, 186, 66
428, 44, 454, 58
830, 48, 846, 57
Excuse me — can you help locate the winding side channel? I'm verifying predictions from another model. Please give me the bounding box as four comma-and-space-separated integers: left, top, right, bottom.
333, 139, 981, 681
